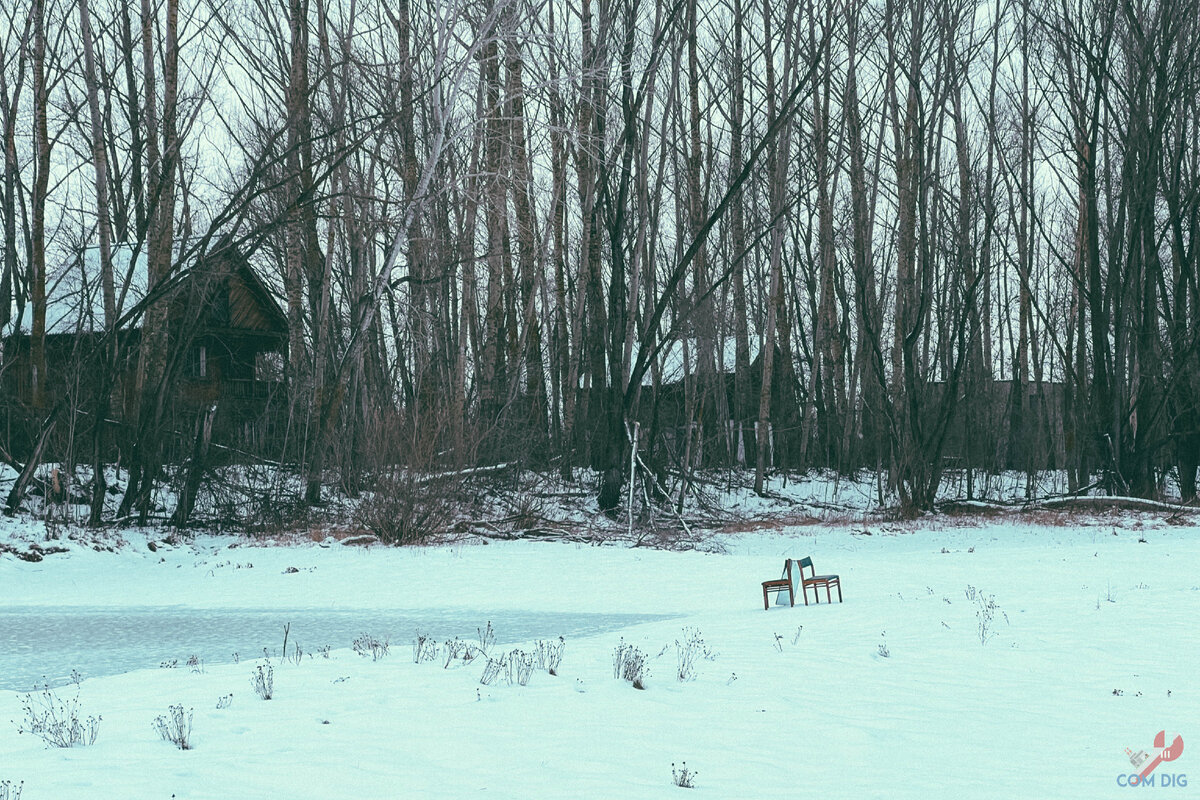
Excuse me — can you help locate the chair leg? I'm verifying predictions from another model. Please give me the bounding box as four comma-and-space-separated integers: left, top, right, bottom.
825, 584, 832, 603
763, 587, 769, 611
837, 583, 842, 603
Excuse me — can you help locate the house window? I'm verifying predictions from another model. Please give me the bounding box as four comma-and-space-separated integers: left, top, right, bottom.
255, 351, 284, 383
191, 345, 207, 378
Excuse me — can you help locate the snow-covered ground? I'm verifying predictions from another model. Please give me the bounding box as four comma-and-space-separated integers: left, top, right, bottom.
1, 513, 1197, 799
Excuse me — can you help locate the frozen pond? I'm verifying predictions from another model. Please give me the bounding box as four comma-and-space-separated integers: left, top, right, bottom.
0, 606, 676, 691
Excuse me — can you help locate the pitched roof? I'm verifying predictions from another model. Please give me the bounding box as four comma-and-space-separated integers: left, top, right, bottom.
632, 336, 753, 386
8, 242, 286, 338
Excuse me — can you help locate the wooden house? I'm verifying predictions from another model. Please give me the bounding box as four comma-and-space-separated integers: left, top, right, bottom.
1, 244, 288, 460
630, 336, 803, 469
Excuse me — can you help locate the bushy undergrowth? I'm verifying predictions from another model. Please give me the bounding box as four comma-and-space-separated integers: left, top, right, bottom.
672, 762, 697, 788
476, 622, 495, 655
153, 704, 194, 750
15, 676, 101, 748
479, 649, 537, 687
441, 637, 479, 668
354, 472, 457, 545
251, 663, 274, 700
286, 644, 305, 665
965, 585, 1008, 644
244, 488, 314, 538
473, 626, 529, 687
353, 633, 390, 661
412, 633, 439, 663
613, 639, 648, 689
478, 653, 503, 685
533, 637, 566, 676
674, 628, 716, 682
510, 650, 536, 686
406, 622, 562, 686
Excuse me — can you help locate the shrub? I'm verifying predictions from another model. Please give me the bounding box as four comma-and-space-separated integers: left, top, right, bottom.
773, 626, 804, 653
245, 488, 312, 539
476, 622, 495, 655
153, 704, 194, 750
215, 693, 233, 710
412, 633, 439, 663
533, 637, 565, 675
442, 637, 478, 668
353, 633, 390, 661
286, 643, 304, 666
480, 654, 506, 686
478, 649, 536, 687
966, 585, 1008, 644
15, 680, 101, 748
675, 628, 715, 682
672, 762, 697, 788
354, 471, 456, 545
251, 663, 274, 700
509, 650, 535, 686
0, 780, 23, 800
613, 639, 648, 689
506, 492, 545, 533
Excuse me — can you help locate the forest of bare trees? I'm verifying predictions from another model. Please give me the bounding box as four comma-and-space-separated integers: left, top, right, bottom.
0, 0, 1198, 525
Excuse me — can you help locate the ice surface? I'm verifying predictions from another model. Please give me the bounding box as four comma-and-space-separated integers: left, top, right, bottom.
0, 606, 676, 691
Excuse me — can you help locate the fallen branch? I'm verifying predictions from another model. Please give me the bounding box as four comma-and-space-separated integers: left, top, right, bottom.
1034, 496, 1199, 514
416, 462, 514, 485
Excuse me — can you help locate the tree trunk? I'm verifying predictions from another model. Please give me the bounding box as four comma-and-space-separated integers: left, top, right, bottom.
29, 0, 49, 410
168, 403, 217, 528
505, 26, 550, 461
754, 0, 794, 496
79, 0, 118, 525
728, 0, 752, 468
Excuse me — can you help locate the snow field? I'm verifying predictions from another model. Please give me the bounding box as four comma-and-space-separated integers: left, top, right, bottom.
1, 517, 1197, 799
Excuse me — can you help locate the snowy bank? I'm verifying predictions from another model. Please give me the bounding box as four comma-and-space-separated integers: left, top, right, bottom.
1, 518, 1197, 799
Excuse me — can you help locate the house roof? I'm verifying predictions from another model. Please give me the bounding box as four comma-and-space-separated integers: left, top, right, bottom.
225, 258, 288, 334
8, 242, 286, 338
633, 336, 753, 386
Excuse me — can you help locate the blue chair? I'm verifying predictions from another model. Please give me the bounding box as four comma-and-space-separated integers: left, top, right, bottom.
798, 556, 842, 604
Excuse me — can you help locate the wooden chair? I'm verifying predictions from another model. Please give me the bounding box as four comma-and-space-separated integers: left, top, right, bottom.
797, 556, 842, 604
761, 559, 795, 610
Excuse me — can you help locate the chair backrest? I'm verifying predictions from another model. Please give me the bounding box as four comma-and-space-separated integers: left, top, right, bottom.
786, 558, 799, 591
797, 556, 814, 580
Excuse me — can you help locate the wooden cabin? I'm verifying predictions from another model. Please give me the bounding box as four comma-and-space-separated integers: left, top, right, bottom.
1, 244, 287, 460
